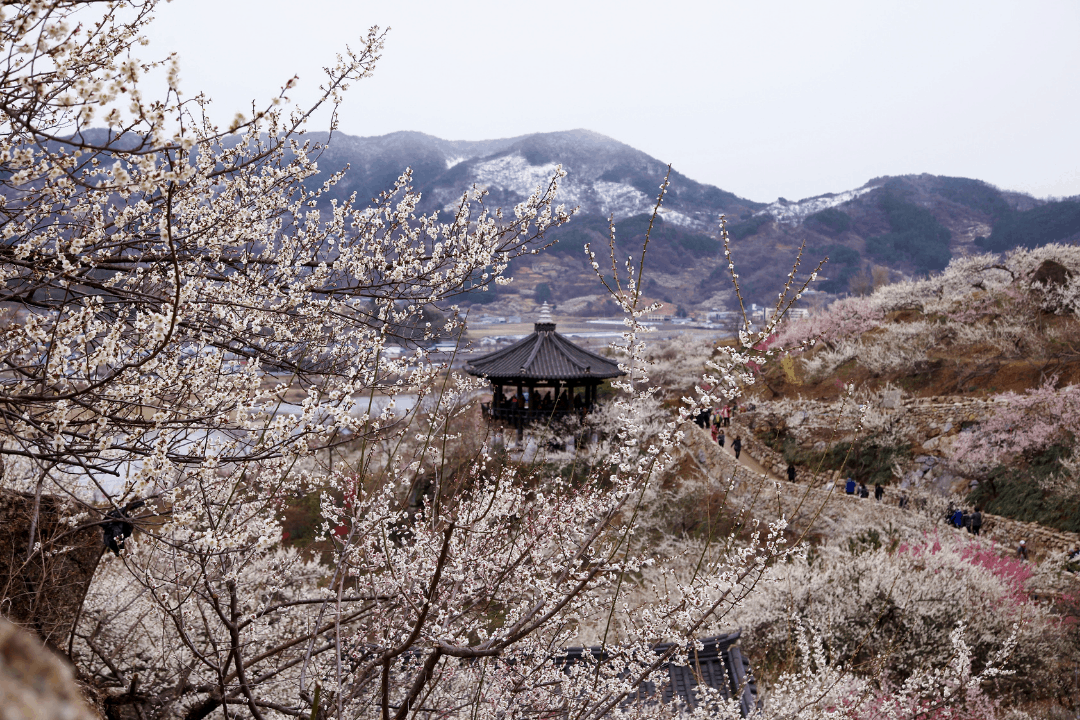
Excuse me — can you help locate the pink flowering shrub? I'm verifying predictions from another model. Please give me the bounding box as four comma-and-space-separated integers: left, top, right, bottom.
729, 529, 1068, 702
775, 296, 885, 349
900, 533, 1034, 606
949, 378, 1080, 474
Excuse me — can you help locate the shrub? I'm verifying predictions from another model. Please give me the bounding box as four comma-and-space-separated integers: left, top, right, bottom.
728, 531, 1070, 702
968, 445, 1080, 533
771, 434, 910, 486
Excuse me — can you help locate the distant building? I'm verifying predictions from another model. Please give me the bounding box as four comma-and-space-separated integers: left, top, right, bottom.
764, 307, 810, 321
614, 293, 676, 322
706, 310, 741, 323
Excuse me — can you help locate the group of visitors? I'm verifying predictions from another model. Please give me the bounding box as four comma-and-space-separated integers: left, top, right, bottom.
494, 389, 587, 415
945, 502, 984, 536
843, 478, 888, 501
693, 404, 734, 429
709, 422, 741, 459
713, 429, 1076, 572
696, 404, 741, 459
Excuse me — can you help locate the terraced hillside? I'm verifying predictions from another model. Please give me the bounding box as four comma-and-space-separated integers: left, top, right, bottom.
745, 245, 1080, 533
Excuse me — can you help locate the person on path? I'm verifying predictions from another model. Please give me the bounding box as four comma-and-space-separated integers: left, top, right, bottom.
1017, 540, 1028, 561
874, 483, 884, 501
858, 482, 869, 499
721, 404, 731, 427
845, 477, 856, 495
951, 508, 963, 528
732, 436, 742, 460
711, 424, 719, 443
718, 429, 725, 448
787, 464, 796, 482
970, 507, 983, 536
898, 493, 909, 509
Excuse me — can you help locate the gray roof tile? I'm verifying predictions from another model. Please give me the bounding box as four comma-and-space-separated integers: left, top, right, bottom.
465, 323, 624, 381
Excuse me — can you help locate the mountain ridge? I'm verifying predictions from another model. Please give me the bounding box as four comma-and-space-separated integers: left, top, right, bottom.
298, 128, 1080, 314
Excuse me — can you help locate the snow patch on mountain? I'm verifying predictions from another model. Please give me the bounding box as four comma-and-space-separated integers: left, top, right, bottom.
590, 181, 655, 218
440, 153, 662, 221
761, 185, 880, 224
470, 154, 560, 196
658, 208, 700, 228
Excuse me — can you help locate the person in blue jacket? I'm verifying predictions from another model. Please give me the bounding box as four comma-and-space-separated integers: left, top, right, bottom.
845, 477, 856, 495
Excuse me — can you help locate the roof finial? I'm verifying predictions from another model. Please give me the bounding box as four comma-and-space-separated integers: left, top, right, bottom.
538, 301, 552, 324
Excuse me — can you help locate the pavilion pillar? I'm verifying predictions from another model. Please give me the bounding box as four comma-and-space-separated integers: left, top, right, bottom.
516, 382, 525, 442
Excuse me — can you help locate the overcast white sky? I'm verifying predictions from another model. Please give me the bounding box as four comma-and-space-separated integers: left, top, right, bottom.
145, 0, 1080, 203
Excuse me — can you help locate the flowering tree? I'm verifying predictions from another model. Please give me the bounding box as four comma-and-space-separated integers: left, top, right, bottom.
727, 530, 1062, 694
0, 3, 799, 719
773, 296, 885, 350
0, 4, 1041, 720
949, 379, 1080, 478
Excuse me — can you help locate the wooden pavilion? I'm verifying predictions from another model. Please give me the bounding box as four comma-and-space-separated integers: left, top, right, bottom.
465, 304, 624, 426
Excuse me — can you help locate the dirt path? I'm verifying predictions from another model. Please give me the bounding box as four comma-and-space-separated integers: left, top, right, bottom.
712, 432, 782, 481
684, 424, 1080, 593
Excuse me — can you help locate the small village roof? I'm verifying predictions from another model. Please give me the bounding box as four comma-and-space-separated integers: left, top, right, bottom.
559, 631, 759, 717
464, 321, 624, 383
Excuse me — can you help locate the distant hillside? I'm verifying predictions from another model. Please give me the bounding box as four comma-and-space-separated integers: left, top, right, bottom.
714, 175, 1079, 304
298, 130, 1079, 316
751, 244, 1080, 533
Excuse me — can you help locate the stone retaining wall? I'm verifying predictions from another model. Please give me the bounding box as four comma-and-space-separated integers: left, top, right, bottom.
687, 425, 938, 543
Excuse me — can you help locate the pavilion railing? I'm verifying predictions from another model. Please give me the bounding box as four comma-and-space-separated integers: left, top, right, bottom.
481, 403, 587, 425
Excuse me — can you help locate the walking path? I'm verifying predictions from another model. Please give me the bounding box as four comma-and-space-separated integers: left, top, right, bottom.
685, 424, 1080, 592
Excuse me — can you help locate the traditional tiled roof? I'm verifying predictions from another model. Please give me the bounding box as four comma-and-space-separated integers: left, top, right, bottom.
464, 322, 624, 382
559, 631, 759, 717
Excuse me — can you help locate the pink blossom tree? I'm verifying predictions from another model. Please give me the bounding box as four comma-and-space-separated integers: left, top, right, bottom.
949, 379, 1080, 475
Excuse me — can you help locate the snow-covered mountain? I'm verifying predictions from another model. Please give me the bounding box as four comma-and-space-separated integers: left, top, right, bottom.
308, 129, 764, 229
296, 130, 1079, 313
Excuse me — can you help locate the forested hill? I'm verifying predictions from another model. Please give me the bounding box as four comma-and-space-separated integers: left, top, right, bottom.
300, 130, 1080, 314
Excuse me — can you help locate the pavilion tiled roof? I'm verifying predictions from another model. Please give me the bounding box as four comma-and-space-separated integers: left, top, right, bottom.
559, 631, 760, 717
464, 322, 624, 382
